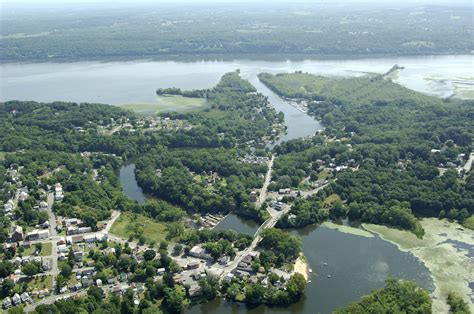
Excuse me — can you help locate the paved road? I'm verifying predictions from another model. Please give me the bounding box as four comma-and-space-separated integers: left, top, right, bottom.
46, 192, 59, 290
299, 181, 331, 199
24, 283, 117, 312
256, 155, 274, 208
104, 210, 121, 233
222, 204, 290, 278
463, 152, 474, 173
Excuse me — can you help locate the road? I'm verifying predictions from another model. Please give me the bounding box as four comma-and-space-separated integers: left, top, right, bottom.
256, 154, 274, 208
104, 210, 121, 233
46, 192, 59, 290
222, 177, 331, 278
463, 152, 474, 173
299, 181, 332, 199
24, 283, 117, 312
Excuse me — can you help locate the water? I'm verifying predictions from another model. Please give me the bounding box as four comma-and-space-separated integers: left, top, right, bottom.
214, 213, 260, 236
119, 163, 146, 205
1, 56, 472, 104
185, 225, 434, 314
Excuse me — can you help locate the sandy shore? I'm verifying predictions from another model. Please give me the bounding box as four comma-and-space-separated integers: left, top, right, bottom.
294, 254, 309, 281
363, 218, 474, 313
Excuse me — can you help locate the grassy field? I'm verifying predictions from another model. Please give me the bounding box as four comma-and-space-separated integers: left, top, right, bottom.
0, 152, 6, 161
110, 212, 168, 244
317, 168, 332, 180
323, 193, 341, 206
120, 95, 207, 115
26, 275, 53, 292
23, 242, 52, 257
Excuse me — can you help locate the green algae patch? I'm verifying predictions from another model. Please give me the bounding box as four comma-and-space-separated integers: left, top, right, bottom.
364, 218, 474, 313
322, 221, 374, 238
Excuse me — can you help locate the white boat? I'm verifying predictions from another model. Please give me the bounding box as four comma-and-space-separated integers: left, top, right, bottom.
308, 268, 313, 273
327, 275, 331, 278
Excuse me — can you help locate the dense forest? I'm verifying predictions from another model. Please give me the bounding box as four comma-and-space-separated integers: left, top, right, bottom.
135, 71, 278, 221
1, 3, 472, 62
335, 279, 432, 313
260, 71, 474, 235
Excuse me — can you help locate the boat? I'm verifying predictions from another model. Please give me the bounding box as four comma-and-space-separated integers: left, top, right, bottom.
309, 269, 313, 273
327, 275, 331, 278
323, 262, 328, 266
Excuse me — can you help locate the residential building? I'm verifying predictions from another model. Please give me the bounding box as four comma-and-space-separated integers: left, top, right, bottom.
11, 226, 24, 242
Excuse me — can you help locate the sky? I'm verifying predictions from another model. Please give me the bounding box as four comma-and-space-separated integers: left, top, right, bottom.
0, 0, 471, 3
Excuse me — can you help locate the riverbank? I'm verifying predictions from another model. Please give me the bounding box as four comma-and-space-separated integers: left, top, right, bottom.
294, 255, 309, 281
363, 218, 474, 313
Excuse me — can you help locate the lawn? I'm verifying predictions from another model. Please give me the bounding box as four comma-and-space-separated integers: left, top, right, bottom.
317, 168, 332, 180
0, 152, 5, 161
323, 193, 341, 206
120, 95, 207, 115
22, 242, 52, 257
110, 212, 168, 244
40, 242, 53, 256
26, 275, 53, 292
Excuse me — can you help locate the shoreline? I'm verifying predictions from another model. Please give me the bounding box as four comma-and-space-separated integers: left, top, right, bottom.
1, 53, 472, 66
294, 254, 309, 281
362, 218, 474, 313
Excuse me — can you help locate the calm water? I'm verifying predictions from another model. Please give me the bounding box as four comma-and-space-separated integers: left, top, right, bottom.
214, 213, 260, 236
186, 226, 434, 314
119, 164, 146, 205
3, 56, 458, 313
2, 55, 473, 104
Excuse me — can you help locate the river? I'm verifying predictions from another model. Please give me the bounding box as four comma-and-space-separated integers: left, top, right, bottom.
6, 55, 467, 313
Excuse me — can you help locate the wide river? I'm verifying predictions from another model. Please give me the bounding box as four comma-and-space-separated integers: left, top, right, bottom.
4, 55, 471, 313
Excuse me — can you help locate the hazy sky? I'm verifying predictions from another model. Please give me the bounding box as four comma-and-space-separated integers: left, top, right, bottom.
1, 0, 471, 3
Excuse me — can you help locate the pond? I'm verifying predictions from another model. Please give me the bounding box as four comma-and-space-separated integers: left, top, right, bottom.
214, 213, 260, 236
119, 163, 146, 205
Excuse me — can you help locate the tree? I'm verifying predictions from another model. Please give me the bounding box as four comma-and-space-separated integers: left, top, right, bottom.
447, 292, 470, 314
0, 261, 14, 278
162, 287, 188, 313
34, 242, 43, 252
87, 286, 104, 302
286, 273, 307, 300
143, 249, 156, 261
172, 244, 183, 256
335, 279, 432, 313
60, 263, 72, 278
35, 304, 60, 314
22, 262, 40, 277
1, 279, 14, 298
244, 284, 265, 304
199, 276, 219, 300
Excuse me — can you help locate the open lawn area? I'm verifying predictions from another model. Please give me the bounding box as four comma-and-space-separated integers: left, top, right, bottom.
0, 152, 5, 161
110, 212, 168, 244
120, 95, 207, 115
25, 275, 53, 292
23, 242, 52, 257
323, 193, 341, 206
